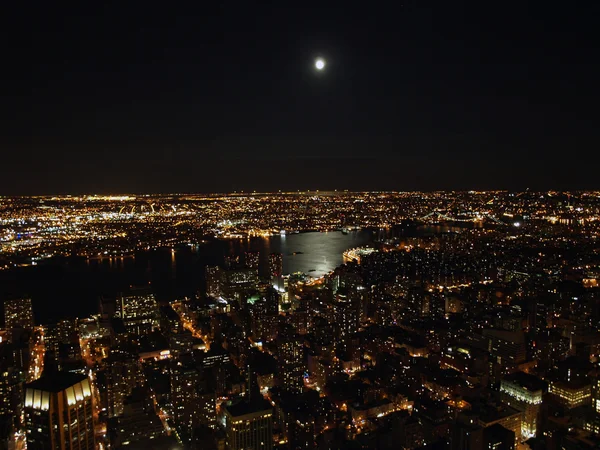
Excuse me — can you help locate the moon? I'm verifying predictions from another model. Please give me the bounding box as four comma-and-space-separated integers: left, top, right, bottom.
315, 58, 325, 70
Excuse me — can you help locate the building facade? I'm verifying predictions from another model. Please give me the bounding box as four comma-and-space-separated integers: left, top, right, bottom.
500, 372, 545, 440
225, 400, 273, 450
24, 372, 95, 450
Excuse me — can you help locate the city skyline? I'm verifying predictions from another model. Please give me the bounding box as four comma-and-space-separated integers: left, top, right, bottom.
1, 189, 599, 448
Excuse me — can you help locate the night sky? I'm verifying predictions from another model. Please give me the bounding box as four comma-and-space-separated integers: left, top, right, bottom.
4, 1, 600, 194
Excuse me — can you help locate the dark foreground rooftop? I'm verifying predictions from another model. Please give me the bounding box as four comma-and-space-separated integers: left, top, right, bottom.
26, 371, 88, 393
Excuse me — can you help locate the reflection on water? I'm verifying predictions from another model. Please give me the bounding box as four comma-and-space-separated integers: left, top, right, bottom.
218, 231, 373, 278
0, 226, 466, 322
171, 249, 177, 279
255, 231, 373, 278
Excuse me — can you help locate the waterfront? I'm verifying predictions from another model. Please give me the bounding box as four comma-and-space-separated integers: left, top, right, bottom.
227, 230, 374, 278
0, 225, 473, 323
0, 231, 374, 322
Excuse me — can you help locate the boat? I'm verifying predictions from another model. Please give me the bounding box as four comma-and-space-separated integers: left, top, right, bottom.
341, 227, 349, 234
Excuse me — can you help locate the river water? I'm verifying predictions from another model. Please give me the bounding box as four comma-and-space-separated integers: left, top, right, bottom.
0, 226, 469, 323
0, 231, 373, 323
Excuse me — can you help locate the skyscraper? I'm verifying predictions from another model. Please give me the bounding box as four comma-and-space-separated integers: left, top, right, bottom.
24, 372, 95, 450
104, 351, 141, 418
224, 366, 273, 450
333, 290, 359, 354
277, 325, 305, 394
268, 253, 283, 278
170, 360, 206, 436
269, 253, 284, 291
250, 298, 269, 342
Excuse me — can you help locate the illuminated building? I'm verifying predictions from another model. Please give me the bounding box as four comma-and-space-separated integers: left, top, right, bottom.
104, 351, 141, 418
44, 319, 82, 371
492, 311, 522, 333
500, 372, 545, 439
224, 398, 273, 450
269, 253, 283, 278
206, 265, 224, 298
308, 354, 333, 391
245, 251, 260, 271
197, 389, 217, 429
170, 360, 216, 435
289, 307, 311, 335
441, 347, 472, 373
269, 253, 284, 290
349, 399, 394, 422
24, 372, 95, 450
340, 284, 368, 324
0, 366, 22, 416
225, 268, 258, 286
581, 405, 600, 435
169, 329, 196, 356
549, 380, 591, 409
333, 290, 359, 354
203, 344, 230, 368
117, 288, 159, 335
277, 326, 305, 394
170, 360, 197, 434
0, 349, 24, 438
221, 268, 259, 305
249, 298, 271, 342
406, 287, 431, 318
223, 364, 273, 449
342, 246, 378, 264
248, 289, 280, 342
3, 297, 34, 333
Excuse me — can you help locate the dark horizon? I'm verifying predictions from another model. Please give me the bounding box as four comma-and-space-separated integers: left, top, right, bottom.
2, 155, 598, 196
4, 1, 600, 194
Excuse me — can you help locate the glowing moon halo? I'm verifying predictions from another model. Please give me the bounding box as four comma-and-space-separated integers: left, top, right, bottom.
315, 58, 325, 70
